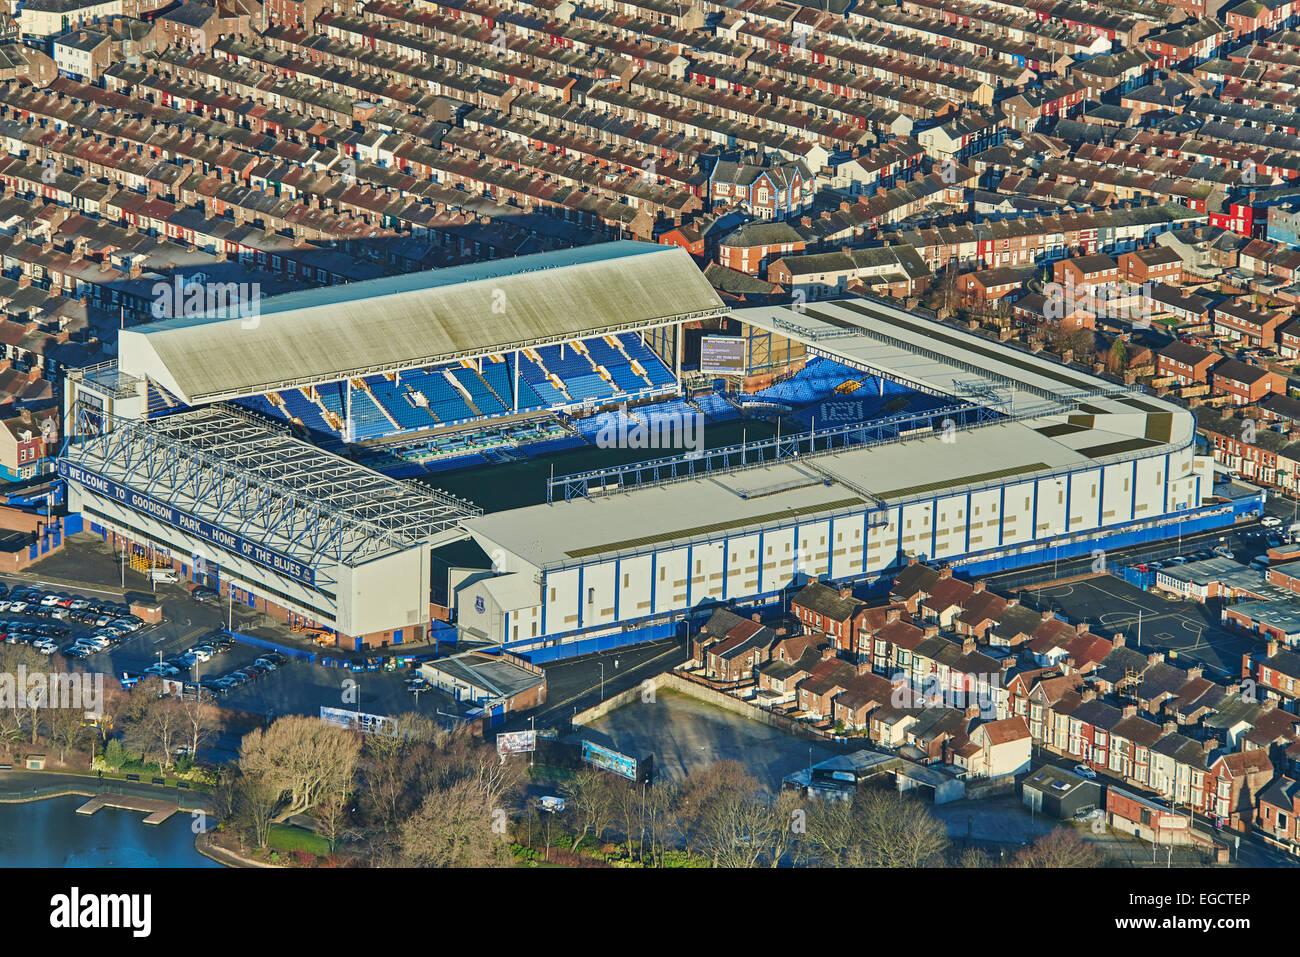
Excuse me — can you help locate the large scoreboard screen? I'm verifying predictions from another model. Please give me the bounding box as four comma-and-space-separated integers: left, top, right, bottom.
699, 336, 747, 375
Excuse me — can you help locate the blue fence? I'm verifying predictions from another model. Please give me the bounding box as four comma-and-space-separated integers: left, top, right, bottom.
512, 619, 679, 665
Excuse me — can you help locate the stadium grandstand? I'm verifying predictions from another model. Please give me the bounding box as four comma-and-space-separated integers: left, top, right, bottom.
56, 242, 1253, 656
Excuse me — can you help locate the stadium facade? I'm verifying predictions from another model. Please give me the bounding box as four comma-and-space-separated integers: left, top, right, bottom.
57, 241, 1248, 654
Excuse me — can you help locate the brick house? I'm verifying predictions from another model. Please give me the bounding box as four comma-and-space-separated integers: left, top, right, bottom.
705, 618, 776, 683
0, 406, 58, 481
709, 158, 814, 220
791, 580, 863, 654
716, 221, 809, 277
1212, 299, 1288, 349
1155, 342, 1220, 385
1053, 253, 1120, 295
1203, 749, 1274, 830
1242, 640, 1300, 709
796, 657, 858, 718
1212, 358, 1284, 405
965, 716, 1032, 778
1120, 246, 1184, 285
1256, 776, 1300, 849
956, 267, 1028, 305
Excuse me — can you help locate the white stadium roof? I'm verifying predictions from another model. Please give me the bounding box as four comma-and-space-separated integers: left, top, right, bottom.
117, 242, 726, 404
734, 297, 1112, 413
464, 298, 1194, 570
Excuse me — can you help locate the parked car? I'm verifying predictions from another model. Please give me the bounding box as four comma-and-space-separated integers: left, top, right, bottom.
191, 586, 217, 603
61, 645, 90, 659
1262, 516, 1282, 528
186, 647, 213, 663
1073, 764, 1098, 780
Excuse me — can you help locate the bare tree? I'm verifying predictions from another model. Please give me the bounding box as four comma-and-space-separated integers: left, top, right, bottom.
805, 786, 948, 867
615, 781, 641, 858
0, 644, 48, 744
121, 683, 186, 768
642, 781, 679, 867
695, 785, 784, 868
178, 693, 220, 758
853, 787, 949, 866
399, 779, 512, 868
1012, 828, 1103, 868
767, 789, 808, 868
238, 716, 361, 823
676, 760, 758, 860
235, 771, 281, 849
563, 768, 618, 850
46, 704, 87, 765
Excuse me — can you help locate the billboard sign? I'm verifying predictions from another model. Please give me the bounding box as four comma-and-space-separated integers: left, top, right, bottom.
581, 740, 637, 780
699, 336, 747, 376
58, 460, 316, 586
496, 730, 537, 755
320, 706, 396, 736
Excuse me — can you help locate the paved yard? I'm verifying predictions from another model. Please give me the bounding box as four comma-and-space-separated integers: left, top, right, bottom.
577, 690, 850, 792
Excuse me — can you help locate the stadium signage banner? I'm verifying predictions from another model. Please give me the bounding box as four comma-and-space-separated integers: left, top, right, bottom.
58, 461, 316, 586
320, 706, 396, 736
581, 740, 637, 780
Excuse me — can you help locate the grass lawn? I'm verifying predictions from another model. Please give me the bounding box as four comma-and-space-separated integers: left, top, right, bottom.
267, 824, 331, 856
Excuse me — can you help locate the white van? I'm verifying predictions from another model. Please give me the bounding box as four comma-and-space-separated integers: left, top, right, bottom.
149, 568, 178, 584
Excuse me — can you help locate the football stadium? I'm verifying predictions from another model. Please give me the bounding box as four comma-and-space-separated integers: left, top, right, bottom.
56, 241, 1256, 656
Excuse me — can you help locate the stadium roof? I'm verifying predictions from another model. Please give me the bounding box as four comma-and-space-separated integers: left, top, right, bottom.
734, 297, 1129, 413
463, 391, 1195, 570
117, 242, 726, 404
61, 405, 481, 573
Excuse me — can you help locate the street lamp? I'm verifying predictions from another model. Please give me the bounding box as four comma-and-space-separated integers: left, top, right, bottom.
598, 661, 605, 700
